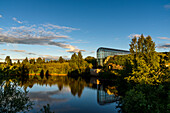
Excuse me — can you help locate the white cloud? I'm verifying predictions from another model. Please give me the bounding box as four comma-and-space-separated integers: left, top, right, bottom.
90, 51, 95, 54
12, 58, 25, 61
2, 49, 36, 55
40, 55, 59, 60
0, 24, 84, 53
10, 50, 26, 52
164, 4, 170, 9
42, 23, 80, 32
0, 15, 2, 18
69, 40, 88, 43
66, 48, 85, 53
12, 17, 23, 24
157, 43, 170, 49
157, 37, 170, 40
128, 34, 141, 38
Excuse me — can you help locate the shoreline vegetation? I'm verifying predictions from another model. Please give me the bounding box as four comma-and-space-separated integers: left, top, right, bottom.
0, 51, 95, 78
28, 73, 67, 76
0, 34, 170, 113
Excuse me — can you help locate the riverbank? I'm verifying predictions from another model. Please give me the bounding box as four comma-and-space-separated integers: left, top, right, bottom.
28, 73, 67, 76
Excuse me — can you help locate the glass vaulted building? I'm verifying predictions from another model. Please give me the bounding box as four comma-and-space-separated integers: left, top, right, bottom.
97, 47, 130, 66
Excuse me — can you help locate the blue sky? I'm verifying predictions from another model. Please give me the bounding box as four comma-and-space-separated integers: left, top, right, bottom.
0, 0, 170, 61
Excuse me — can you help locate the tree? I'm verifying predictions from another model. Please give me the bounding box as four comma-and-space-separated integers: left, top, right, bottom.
5, 56, 12, 65
17, 60, 20, 65
36, 57, 43, 64
125, 34, 165, 85
78, 51, 83, 68
40, 69, 44, 79
69, 53, 78, 71
29, 59, 35, 64
85, 56, 97, 68
0, 82, 33, 112
22, 57, 29, 64
69, 52, 90, 74
77, 52, 87, 73
121, 84, 168, 113
58, 56, 65, 63
42, 58, 46, 63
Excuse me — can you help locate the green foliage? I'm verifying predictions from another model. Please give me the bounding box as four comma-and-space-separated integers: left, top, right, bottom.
125, 35, 169, 85
69, 52, 91, 74
37, 57, 43, 64
107, 55, 129, 66
0, 82, 33, 112
5, 56, 12, 66
1, 51, 92, 77
29, 58, 35, 64
58, 56, 65, 63
22, 57, 29, 64
69, 53, 79, 70
17, 60, 20, 64
85, 56, 98, 68
121, 84, 169, 113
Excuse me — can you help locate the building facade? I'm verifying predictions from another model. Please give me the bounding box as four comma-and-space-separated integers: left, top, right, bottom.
97, 47, 130, 66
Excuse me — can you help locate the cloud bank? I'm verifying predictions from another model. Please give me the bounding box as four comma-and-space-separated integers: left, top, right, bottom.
42, 23, 80, 32
2, 48, 69, 60
157, 43, 170, 49
2, 49, 36, 55
158, 37, 170, 40
0, 23, 85, 53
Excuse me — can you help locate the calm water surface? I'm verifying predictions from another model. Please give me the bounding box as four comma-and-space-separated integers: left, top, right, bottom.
25, 76, 120, 113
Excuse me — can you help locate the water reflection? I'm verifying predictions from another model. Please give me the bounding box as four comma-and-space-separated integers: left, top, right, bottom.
97, 84, 119, 105
1, 76, 119, 112
18, 76, 87, 98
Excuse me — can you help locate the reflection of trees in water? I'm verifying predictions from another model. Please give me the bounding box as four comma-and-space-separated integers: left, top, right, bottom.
68, 77, 86, 97
16, 76, 87, 97
0, 78, 55, 113
0, 81, 33, 112
17, 75, 119, 99
40, 104, 54, 113
1, 75, 121, 112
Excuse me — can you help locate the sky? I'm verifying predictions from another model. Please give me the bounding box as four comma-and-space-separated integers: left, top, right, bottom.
0, 0, 170, 61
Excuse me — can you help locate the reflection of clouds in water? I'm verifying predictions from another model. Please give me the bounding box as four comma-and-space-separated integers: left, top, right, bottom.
28, 86, 72, 112
28, 86, 71, 101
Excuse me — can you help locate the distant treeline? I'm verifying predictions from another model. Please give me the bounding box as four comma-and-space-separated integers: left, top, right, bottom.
0, 51, 98, 76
